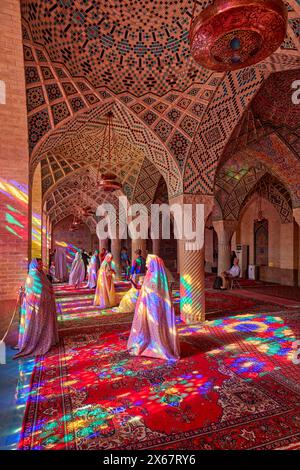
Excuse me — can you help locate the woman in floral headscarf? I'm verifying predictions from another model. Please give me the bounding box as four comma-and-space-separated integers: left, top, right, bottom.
127, 255, 180, 360
94, 253, 116, 308
15, 258, 59, 358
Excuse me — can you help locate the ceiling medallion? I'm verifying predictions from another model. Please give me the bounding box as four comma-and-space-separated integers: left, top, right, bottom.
189, 0, 287, 72
96, 111, 122, 193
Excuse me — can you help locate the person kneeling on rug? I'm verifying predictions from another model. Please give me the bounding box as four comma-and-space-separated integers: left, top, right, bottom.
114, 275, 144, 314
220, 257, 240, 290
94, 253, 116, 308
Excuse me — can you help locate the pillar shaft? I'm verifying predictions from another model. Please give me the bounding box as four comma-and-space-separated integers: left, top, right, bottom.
152, 238, 160, 256
170, 195, 214, 323
131, 238, 147, 258
213, 220, 237, 275
111, 237, 122, 278
99, 238, 109, 251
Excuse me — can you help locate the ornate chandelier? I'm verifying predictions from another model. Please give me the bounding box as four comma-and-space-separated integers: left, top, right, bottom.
96, 111, 122, 192
189, 0, 287, 72
79, 170, 95, 216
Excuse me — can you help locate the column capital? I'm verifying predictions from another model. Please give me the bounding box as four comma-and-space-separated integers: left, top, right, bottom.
293, 208, 300, 227
212, 219, 238, 238
169, 194, 214, 221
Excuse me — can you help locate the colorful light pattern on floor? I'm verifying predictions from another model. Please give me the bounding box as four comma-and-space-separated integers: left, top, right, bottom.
15, 286, 300, 450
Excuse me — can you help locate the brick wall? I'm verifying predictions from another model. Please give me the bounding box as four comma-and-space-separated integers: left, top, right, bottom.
0, 1, 29, 305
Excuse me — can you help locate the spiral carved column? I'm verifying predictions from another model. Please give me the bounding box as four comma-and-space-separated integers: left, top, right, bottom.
170, 194, 214, 324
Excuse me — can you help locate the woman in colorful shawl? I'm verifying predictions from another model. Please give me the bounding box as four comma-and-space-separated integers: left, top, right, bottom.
127, 255, 180, 361
69, 250, 85, 288
86, 249, 99, 289
15, 258, 59, 358
94, 253, 116, 308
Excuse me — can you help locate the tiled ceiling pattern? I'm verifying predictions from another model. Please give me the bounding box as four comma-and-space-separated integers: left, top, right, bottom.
21, 0, 300, 224
21, 0, 215, 96
215, 158, 293, 223
47, 173, 124, 227
34, 100, 183, 198
218, 69, 300, 206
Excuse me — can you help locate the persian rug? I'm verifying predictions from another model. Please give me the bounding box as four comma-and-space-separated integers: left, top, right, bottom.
54, 281, 131, 297
56, 288, 286, 331
19, 311, 300, 450
173, 289, 285, 318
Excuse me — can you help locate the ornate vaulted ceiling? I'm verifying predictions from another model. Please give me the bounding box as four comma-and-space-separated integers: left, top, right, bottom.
21, 0, 214, 96
21, 0, 300, 225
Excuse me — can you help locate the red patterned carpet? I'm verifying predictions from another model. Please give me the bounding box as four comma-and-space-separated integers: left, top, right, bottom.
18, 287, 300, 450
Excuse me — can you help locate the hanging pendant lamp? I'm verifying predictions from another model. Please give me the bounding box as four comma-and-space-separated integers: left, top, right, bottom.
189, 0, 287, 72
96, 111, 122, 192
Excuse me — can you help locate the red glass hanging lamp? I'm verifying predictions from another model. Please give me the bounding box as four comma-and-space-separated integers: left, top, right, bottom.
96, 111, 122, 192
189, 0, 287, 72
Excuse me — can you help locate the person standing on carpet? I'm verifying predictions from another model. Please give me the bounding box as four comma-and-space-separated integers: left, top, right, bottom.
15, 258, 59, 358
94, 252, 116, 308
69, 250, 85, 288
86, 249, 99, 289
54, 245, 68, 282
127, 254, 180, 361
81, 249, 90, 279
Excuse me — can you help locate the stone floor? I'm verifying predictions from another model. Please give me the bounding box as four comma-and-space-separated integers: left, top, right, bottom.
0, 348, 34, 450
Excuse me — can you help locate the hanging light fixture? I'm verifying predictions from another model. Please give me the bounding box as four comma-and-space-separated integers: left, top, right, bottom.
96, 111, 122, 192
189, 0, 287, 72
77, 170, 95, 216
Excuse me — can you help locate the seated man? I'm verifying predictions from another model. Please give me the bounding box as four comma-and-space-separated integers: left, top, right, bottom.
220, 257, 240, 290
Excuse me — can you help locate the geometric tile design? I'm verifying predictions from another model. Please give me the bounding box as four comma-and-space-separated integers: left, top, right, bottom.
215, 158, 293, 223
25, 66, 40, 84
62, 82, 77, 96
26, 86, 45, 112
28, 109, 52, 152
184, 52, 300, 195
20, 1, 300, 227
21, 0, 213, 96
179, 115, 198, 138
45, 83, 62, 102
32, 101, 182, 199
154, 119, 173, 141
70, 97, 86, 113
51, 102, 70, 126
168, 130, 190, 170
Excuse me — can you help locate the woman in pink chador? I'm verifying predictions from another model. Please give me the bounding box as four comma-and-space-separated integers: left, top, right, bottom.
15, 258, 59, 358
127, 254, 180, 361
69, 250, 85, 288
